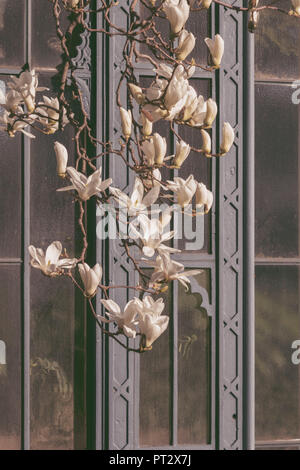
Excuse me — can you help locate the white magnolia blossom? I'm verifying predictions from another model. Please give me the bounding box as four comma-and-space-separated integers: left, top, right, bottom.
141, 133, 167, 166
0, 89, 23, 113
146, 78, 168, 102
143, 168, 162, 190
54, 142, 68, 177
140, 112, 153, 136
188, 95, 207, 127
142, 65, 196, 123
78, 262, 102, 297
0, 108, 35, 138
163, 0, 190, 34
28, 241, 77, 276
130, 211, 179, 257
154, 63, 173, 79
8, 69, 47, 113
195, 183, 213, 213
110, 177, 160, 217
101, 296, 169, 347
155, 63, 195, 80
57, 167, 113, 201
181, 86, 198, 121
164, 66, 189, 118
137, 296, 169, 348
292, 0, 300, 15
120, 107, 132, 139
145, 253, 202, 291
175, 30, 196, 61
35, 96, 68, 134
179, 92, 217, 130
166, 174, 197, 207
173, 140, 190, 168
201, 129, 212, 156
142, 104, 168, 123
101, 298, 140, 338
129, 83, 145, 104
204, 98, 218, 128
220, 122, 235, 154
205, 34, 224, 67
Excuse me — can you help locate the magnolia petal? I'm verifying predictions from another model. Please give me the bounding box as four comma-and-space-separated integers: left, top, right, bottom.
45, 241, 62, 265
101, 299, 121, 316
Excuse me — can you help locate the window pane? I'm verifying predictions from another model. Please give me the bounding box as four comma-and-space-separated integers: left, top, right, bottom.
29, 74, 85, 449
139, 287, 171, 447
255, 0, 300, 80
0, 0, 25, 68
30, 272, 76, 450
255, 83, 300, 258
0, 266, 21, 450
184, 10, 209, 65
178, 271, 211, 445
31, 0, 68, 69
0, 78, 22, 259
256, 266, 300, 441
178, 79, 212, 253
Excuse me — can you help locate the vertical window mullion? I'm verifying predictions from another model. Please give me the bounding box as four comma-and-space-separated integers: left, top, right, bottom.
171, 282, 178, 446
21, 0, 32, 451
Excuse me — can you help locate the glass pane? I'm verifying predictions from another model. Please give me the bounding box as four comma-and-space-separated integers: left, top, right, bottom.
255, 83, 300, 258
0, 266, 21, 450
255, 0, 300, 81
139, 2, 169, 61
0, 78, 22, 258
184, 8, 209, 65
32, 0, 69, 69
29, 74, 85, 449
0, 0, 25, 68
30, 272, 76, 450
178, 271, 211, 445
139, 287, 171, 447
178, 79, 211, 253
256, 266, 300, 441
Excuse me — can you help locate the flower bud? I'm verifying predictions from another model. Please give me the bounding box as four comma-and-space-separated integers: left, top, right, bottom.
173, 140, 190, 168
201, 130, 212, 156
291, 0, 300, 15
163, 0, 190, 35
248, 10, 259, 32
220, 122, 235, 154
204, 98, 217, 128
195, 183, 213, 213
129, 83, 145, 104
200, 0, 212, 7
175, 30, 196, 61
141, 113, 153, 136
153, 133, 167, 166
54, 142, 68, 177
120, 107, 132, 140
205, 34, 224, 68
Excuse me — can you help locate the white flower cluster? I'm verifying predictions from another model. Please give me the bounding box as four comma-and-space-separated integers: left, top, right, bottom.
26, 0, 237, 350
0, 69, 69, 138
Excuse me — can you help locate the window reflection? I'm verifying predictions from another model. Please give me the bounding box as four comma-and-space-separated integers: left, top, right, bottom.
178, 272, 211, 445
0, 0, 25, 68
255, 0, 300, 80
256, 266, 300, 441
139, 270, 212, 447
